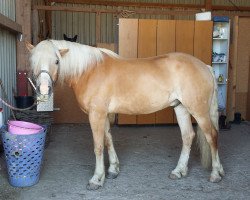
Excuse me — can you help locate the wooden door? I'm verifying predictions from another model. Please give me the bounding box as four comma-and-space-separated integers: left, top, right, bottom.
247, 61, 250, 121
137, 19, 157, 124
117, 19, 138, 124
174, 20, 195, 123
194, 21, 213, 65
236, 17, 250, 120
53, 85, 88, 123
155, 20, 175, 124
176, 20, 194, 55
192, 21, 213, 123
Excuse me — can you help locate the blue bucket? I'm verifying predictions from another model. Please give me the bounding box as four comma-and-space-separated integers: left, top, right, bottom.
1, 126, 46, 187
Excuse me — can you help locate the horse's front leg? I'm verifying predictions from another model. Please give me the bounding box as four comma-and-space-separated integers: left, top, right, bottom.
104, 118, 119, 179
87, 110, 106, 190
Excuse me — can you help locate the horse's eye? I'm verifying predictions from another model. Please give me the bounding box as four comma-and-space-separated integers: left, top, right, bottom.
55, 60, 59, 65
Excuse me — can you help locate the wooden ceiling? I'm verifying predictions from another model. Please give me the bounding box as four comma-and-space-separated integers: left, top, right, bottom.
46, 0, 250, 12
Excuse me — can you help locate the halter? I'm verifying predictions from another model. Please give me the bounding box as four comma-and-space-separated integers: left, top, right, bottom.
32, 40, 61, 95
34, 69, 58, 87
32, 68, 57, 100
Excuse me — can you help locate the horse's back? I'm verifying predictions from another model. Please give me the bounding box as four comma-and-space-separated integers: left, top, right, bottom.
110, 52, 213, 92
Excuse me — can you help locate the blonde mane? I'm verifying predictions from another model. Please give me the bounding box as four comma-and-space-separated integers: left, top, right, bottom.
31, 40, 120, 82
51, 40, 120, 81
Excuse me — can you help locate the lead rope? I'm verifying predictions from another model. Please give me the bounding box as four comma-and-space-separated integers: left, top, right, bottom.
0, 79, 38, 113
0, 97, 38, 111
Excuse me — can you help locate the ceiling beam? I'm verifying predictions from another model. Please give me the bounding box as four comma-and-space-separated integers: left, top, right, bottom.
0, 13, 22, 34
48, 0, 203, 10
32, 5, 250, 17
32, 5, 198, 16
212, 5, 250, 11
48, 0, 250, 12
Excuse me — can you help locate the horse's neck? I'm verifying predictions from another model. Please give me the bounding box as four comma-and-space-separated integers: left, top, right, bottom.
58, 43, 103, 82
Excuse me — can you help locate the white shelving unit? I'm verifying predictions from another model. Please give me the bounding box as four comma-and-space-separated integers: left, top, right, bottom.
212, 17, 230, 115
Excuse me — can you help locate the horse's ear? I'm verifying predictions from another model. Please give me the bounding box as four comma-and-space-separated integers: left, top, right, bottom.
59, 49, 69, 57
25, 42, 34, 52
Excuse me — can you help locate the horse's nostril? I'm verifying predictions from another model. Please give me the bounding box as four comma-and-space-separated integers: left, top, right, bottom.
48, 86, 51, 93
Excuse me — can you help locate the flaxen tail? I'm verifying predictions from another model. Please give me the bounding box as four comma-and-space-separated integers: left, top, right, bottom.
197, 65, 219, 169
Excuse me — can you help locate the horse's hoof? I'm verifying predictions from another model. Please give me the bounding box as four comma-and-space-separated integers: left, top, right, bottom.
86, 183, 102, 190
209, 175, 222, 183
106, 172, 119, 179
169, 172, 181, 180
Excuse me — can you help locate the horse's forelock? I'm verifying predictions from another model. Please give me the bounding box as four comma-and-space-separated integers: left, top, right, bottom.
49, 40, 105, 81
29, 41, 56, 76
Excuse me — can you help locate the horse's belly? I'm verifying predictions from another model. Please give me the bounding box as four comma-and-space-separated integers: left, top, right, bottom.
108, 92, 175, 114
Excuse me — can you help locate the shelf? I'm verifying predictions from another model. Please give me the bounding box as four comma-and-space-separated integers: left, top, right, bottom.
217, 83, 227, 85
212, 62, 227, 64
213, 37, 228, 40
212, 18, 230, 114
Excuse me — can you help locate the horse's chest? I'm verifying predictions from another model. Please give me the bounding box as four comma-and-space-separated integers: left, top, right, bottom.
71, 85, 90, 113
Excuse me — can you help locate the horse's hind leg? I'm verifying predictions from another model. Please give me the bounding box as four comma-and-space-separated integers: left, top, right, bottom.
169, 104, 195, 179
196, 116, 224, 182
87, 110, 106, 190
104, 118, 120, 179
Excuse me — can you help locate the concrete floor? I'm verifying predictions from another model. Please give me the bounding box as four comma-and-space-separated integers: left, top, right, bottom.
0, 122, 249, 200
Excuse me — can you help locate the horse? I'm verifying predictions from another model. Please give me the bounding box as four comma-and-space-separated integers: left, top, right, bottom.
26, 40, 224, 190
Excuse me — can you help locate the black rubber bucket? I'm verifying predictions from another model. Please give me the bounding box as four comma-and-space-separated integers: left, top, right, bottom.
233, 112, 241, 124
15, 96, 34, 109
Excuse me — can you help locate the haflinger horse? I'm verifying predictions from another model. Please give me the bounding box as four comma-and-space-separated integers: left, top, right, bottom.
26, 40, 224, 190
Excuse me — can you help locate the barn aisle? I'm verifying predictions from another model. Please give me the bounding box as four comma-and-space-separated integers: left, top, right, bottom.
0, 123, 250, 200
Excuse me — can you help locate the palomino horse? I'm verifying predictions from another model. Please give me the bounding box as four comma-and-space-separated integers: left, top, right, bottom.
26, 40, 224, 190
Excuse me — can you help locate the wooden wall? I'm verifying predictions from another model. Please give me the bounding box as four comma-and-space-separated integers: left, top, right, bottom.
118, 18, 213, 125
16, 0, 32, 71
137, 19, 157, 124
118, 19, 138, 124
247, 59, 250, 120
155, 20, 175, 124
53, 85, 88, 123
234, 17, 250, 120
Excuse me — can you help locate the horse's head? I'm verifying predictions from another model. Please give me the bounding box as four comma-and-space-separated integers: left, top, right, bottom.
26, 40, 69, 102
